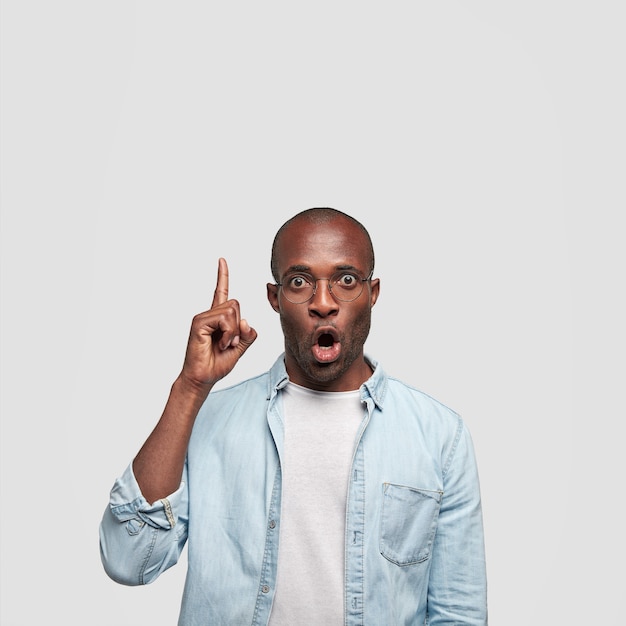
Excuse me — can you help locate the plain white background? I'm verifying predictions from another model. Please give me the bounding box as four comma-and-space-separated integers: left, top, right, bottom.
1, 2, 624, 624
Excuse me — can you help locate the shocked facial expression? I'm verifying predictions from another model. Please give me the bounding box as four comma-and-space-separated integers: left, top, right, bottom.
267, 216, 380, 391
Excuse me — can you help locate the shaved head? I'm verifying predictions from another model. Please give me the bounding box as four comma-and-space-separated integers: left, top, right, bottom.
271, 208, 375, 281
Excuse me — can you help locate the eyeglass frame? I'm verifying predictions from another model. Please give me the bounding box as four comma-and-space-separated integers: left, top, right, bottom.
275, 268, 374, 304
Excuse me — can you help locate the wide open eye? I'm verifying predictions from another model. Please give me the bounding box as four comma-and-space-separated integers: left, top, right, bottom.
287, 275, 312, 291
334, 272, 359, 290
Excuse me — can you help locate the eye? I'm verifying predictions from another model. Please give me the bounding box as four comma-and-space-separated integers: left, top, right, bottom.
287, 275, 311, 290
335, 273, 359, 289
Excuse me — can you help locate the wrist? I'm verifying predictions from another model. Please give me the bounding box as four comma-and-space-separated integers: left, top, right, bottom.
172, 373, 213, 406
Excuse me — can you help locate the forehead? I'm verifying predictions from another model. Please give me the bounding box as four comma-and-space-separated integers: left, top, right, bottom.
275, 217, 371, 274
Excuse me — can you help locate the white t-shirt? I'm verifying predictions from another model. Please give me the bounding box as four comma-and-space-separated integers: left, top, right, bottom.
268, 382, 364, 625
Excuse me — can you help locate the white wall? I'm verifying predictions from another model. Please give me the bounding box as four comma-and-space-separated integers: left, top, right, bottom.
2, 2, 624, 624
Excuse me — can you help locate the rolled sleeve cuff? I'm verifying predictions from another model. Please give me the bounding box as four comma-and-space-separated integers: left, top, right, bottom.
108, 463, 184, 530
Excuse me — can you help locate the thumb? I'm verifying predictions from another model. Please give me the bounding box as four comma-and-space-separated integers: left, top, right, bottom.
237, 319, 258, 352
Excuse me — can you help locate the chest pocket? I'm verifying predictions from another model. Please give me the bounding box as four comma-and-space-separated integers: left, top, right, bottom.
379, 483, 443, 566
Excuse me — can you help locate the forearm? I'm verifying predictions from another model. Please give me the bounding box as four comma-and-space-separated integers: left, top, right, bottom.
133, 374, 212, 503
427, 421, 487, 624
100, 462, 188, 586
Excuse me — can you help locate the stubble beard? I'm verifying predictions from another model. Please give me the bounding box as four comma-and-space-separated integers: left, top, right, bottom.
280, 311, 372, 387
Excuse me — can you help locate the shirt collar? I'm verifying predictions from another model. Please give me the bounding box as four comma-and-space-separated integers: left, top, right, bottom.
267, 353, 387, 410
361, 354, 387, 410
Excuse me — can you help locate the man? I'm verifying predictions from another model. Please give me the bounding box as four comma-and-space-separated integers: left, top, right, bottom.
100, 208, 488, 625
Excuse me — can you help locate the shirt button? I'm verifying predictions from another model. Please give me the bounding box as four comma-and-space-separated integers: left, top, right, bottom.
261, 585, 270, 594
268, 520, 276, 529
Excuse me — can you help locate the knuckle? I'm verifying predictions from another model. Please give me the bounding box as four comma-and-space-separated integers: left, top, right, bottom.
223, 300, 240, 316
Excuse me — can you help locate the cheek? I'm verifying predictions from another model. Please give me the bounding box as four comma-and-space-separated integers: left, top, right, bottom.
279, 310, 304, 337
348, 307, 373, 339
350, 303, 372, 324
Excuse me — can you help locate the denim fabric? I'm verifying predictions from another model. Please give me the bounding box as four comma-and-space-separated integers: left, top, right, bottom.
100, 355, 487, 625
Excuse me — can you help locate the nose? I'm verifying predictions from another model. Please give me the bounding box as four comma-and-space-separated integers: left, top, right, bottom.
308, 279, 339, 317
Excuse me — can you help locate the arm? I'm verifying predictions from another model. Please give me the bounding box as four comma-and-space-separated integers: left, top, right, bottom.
426, 420, 488, 625
100, 258, 257, 583
134, 257, 257, 502
99, 461, 189, 585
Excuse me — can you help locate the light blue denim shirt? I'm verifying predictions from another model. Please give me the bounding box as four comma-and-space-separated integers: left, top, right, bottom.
100, 355, 487, 625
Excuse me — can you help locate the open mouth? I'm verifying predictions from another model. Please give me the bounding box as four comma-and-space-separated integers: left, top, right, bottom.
318, 333, 335, 348
312, 328, 341, 363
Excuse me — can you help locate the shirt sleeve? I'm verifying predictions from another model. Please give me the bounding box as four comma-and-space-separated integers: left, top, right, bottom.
99, 462, 189, 586
426, 419, 488, 625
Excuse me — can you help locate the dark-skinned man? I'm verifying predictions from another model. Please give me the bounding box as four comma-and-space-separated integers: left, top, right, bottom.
100, 207, 487, 625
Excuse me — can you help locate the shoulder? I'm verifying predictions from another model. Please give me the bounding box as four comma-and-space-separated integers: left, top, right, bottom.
212, 370, 270, 393
386, 376, 459, 419
365, 367, 476, 477
193, 355, 286, 428
202, 370, 271, 408
376, 371, 464, 441
187, 371, 273, 448
191, 370, 272, 430
366, 357, 458, 420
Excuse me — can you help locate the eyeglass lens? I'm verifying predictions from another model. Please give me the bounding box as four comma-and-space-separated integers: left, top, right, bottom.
281, 272, 366, 303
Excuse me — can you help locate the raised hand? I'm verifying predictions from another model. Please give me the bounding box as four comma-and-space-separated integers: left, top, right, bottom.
132, 258, 257, 502
181, 258, 257, 390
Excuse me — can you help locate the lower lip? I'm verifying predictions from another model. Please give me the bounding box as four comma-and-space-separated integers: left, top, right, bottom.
312, 342, 341, 363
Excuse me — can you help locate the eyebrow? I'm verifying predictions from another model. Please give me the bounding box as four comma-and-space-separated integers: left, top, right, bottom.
282, 263, 363, 276
284, 265, 312, 274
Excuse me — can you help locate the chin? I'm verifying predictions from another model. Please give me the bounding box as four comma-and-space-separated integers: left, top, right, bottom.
303, 359, 348, 385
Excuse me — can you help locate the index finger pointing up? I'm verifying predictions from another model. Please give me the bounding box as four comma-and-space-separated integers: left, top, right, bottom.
212, 257, 229, 307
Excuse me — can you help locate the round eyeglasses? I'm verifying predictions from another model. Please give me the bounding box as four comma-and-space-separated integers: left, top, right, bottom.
276, 270, 373, 304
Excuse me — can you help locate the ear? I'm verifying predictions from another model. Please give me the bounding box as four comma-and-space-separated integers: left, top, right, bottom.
369, 278, 380, 308
267, 282, 280, 312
